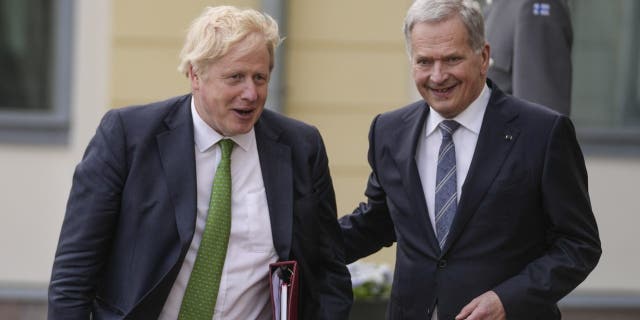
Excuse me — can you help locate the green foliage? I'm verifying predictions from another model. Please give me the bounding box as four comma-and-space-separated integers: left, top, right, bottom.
349, 261, 392, 300
352, 280, 391, 300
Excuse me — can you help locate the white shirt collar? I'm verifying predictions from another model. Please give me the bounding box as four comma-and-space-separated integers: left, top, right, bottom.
190, 96, 253, 153
425, 83, 491, 137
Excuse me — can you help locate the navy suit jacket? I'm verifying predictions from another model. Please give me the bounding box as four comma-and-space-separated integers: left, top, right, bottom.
340, 82, 601, 319
48, 94, 352, 319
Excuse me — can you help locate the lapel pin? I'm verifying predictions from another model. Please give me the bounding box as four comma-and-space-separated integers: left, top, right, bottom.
504, 134, 513, 141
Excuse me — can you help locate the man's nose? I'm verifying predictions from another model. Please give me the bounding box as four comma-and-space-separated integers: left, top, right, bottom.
430, 62, 448, 84
241, 80, 258, 101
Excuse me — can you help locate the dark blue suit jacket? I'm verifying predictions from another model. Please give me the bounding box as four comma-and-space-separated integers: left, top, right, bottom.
340, 82, 601, 319
48, 94, 352, 319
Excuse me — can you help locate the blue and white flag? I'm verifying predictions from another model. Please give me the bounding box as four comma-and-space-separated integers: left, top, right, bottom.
533, 2, 551, 16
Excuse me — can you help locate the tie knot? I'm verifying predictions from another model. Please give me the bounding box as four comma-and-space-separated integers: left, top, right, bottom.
218, 139, 234, 159
438, 120, 461, 138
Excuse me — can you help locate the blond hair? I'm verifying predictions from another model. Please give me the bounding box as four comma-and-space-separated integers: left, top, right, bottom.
177, 6, 281, 77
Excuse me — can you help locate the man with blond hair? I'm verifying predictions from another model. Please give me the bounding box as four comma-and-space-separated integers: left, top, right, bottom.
48, 6, 352, 319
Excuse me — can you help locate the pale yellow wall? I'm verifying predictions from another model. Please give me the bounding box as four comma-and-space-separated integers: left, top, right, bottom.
0, 0, 635, 296
106, 0, 640, 293
286, 1, 415, 265
111, 0, 259, 108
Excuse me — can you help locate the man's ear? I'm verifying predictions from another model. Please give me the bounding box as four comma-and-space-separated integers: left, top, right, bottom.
189, 65, 200, 90
480, 42, 491, 76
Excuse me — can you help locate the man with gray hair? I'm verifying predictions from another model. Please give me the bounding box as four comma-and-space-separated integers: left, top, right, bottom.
49, 6, 352, 319
339, 0, 600, 319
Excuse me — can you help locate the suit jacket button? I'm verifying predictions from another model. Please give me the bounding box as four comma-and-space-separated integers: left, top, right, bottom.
438, 259, 447, 269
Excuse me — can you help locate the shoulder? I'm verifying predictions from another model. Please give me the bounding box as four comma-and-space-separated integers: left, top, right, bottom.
489, 80, 558, 115
100, 94, 191, 135
373, 100, 426, 128
502, 92, 560, 118
516, 0, 571, 22
108, 94, 190, 122
257, 109, 321, 139
255, 109, 329, 162
491, 88, 566, 137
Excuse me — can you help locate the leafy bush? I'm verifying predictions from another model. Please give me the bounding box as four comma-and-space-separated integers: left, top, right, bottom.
348, 261, 392, 300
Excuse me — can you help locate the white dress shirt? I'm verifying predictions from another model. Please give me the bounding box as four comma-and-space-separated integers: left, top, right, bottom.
416, 84, 491, 233
159, 98, 278, 320
416, 85, 490, 320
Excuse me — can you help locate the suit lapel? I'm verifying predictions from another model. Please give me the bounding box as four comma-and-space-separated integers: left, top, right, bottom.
255, 115, 293, 260
389, 102, 441, 255
442, 88, 520, 253
156, 96, 198, 248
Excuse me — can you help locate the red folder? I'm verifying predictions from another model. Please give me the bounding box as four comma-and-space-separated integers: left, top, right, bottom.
269, 260, 299, 320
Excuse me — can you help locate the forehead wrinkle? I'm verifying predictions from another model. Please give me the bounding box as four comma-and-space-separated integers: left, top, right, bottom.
411, 21, 470, 59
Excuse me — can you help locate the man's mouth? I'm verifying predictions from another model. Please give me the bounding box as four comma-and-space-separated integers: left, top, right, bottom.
232, 108, 256, 119
430, 84, 456, 97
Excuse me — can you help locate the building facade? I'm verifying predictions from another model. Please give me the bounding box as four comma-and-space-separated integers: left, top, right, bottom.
0, 0, 638, 317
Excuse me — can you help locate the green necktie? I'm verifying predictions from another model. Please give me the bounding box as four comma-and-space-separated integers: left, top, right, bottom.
179, 139, 234, 320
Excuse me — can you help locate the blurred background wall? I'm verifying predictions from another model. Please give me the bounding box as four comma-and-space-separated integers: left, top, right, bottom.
0, 0, 638, 318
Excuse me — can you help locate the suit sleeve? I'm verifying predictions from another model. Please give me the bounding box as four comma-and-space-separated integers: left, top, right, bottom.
493, 116, 601, 318
513, 0, 573, 115
339, 114, 396, 264
48, 110, 127, 319
300, 127, 354, 319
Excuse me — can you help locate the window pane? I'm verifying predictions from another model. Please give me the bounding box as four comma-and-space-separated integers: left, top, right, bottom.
0, 0, 52, 111
571, 0, 640, 130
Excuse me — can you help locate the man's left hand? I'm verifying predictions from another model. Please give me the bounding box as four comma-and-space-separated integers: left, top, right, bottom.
455, 290, 506, 320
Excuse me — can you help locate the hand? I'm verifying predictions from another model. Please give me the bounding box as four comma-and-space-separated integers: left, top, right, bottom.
455, 290, 506, 320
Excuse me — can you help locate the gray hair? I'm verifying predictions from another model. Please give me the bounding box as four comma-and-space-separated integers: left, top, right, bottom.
403, 0, 485, 55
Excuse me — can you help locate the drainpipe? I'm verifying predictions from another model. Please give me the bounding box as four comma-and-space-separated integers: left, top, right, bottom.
262, 0, 286, 112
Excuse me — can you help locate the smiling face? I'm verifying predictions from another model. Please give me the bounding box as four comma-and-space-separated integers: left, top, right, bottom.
190, 33, 271, 136
410, 16, 489, 119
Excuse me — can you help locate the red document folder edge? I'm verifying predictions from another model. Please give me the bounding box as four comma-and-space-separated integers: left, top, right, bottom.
269, 260, 299, 320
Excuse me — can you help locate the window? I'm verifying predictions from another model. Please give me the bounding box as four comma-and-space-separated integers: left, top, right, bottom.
570, 0, 640, 152
0, 0, 73, 144
479, 0, 640, 153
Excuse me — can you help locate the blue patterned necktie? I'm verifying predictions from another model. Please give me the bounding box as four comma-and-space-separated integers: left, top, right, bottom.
179, 139, 234, 320
435, 120, 461, 249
